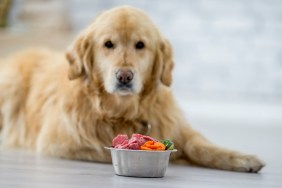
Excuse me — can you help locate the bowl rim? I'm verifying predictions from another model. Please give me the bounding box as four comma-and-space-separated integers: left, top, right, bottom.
104, 147, 177, 153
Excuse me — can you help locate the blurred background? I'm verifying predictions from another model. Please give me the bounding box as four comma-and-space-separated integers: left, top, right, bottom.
0, 0, 281, 151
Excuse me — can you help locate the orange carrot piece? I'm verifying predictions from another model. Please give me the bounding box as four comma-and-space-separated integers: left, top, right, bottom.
140, 141, 165, 150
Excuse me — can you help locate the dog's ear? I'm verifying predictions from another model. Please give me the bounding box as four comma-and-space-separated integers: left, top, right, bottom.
66, 32, 94, 80
159, 38, 174, 86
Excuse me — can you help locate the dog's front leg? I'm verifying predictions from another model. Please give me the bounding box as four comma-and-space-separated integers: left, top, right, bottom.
36, 122, 112, 162
178, 126, 265, 172
37, 137, 112, 162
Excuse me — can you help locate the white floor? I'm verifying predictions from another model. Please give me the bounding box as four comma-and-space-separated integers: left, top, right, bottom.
0, 149, 278, 188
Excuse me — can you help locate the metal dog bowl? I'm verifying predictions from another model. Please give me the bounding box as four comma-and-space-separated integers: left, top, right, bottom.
105, 147, 177, 177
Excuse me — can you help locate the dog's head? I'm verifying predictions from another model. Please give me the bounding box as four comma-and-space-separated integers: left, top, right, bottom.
66, 6, 174, 96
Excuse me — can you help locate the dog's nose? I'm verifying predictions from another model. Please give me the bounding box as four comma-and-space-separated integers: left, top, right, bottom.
116, 70, 134, 84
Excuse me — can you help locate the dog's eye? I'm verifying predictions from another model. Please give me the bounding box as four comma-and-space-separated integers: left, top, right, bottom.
104, 41, 114, 49
135, 41, 145, 49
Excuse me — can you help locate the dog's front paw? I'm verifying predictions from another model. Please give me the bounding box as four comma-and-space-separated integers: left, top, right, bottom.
231, 154, 265, 173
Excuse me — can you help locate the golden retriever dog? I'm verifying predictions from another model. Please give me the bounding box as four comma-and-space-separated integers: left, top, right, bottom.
0, 6, 264, 172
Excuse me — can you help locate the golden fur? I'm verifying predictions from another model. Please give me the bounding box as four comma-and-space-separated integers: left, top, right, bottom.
0, 6, 264, 172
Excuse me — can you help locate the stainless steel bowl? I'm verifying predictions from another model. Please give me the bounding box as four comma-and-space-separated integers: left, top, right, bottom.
105, 147, 177, 177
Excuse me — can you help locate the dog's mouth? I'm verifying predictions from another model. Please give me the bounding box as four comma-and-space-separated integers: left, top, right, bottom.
114, 84, 134, 96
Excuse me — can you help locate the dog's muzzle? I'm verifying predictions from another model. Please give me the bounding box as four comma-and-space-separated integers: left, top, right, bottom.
115, 69, 134, 91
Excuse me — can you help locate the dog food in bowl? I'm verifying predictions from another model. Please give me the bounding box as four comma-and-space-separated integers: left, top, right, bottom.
105, 134, 177, 177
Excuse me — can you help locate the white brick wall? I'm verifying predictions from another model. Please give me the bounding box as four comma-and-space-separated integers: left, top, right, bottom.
68, 0, 282, 101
